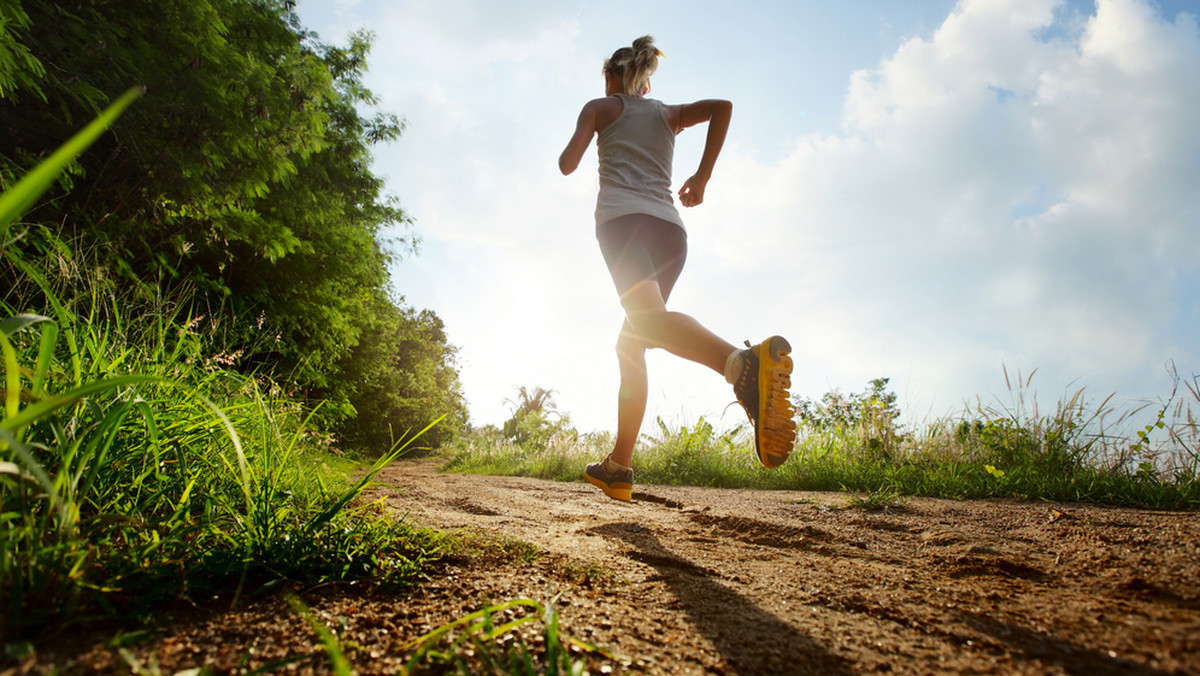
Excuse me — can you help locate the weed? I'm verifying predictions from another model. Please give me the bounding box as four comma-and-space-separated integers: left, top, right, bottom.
557, 560, 609, 586
400, 593, 615, 675
844, 488, 908, 512
497, 535, 542, 564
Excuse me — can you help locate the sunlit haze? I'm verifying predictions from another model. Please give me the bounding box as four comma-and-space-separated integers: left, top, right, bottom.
296, 0, 1200, 435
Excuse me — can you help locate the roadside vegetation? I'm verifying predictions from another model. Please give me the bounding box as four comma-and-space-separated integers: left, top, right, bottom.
0, 0, 464, 651
0, 268, 447, 636
1, 0, 467, 456
447, 374, 1200, 511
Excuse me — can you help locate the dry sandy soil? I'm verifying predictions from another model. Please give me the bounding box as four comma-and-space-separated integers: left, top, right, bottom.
24, 457, 1200, 674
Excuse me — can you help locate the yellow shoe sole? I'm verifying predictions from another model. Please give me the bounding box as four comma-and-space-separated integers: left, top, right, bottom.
586, 473, 632, 501
754, 336, 797, 469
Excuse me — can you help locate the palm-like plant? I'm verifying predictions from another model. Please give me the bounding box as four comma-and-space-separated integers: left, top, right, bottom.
505, 386, 558, 417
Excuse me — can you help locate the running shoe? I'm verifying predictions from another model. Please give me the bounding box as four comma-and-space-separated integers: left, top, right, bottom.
732, 335, 797, 468
585, 458, 633, 501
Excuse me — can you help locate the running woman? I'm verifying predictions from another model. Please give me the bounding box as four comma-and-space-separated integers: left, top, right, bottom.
559, 36, 796, 501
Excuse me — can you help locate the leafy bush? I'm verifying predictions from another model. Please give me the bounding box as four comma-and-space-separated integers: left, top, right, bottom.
794, 377, 905, 462
499, 387, 573, 453
794, 377, 900, 431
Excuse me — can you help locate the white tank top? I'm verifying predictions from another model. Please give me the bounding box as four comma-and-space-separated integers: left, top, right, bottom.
594, 94, 686, 231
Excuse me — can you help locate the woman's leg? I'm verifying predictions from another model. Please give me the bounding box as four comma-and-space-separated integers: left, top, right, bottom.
620, 278, 737, 375
599, 217, 738, 466
608, 278, 738, 470
610, 319, 647, 469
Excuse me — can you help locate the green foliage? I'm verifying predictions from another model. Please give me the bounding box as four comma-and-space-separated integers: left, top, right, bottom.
794, 377, 900, 432
0, 86, 140, 243
635, 417, 751, 487
0, 114, 445, 636
506, 386, 558, 417
0, 0, 466, 454
329, 295, 467, 456
843, 488, 907, 511
444, 423, 612, 482
0, 0, 45, 100
500, 387, 573, 452
502, 410, 572, 452
794, 377, 904, 462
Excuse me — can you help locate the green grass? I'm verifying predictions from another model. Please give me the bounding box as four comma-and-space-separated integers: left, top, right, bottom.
0, 258, 446, 638
442, 423, 613, 481
444, 380, 1200, 510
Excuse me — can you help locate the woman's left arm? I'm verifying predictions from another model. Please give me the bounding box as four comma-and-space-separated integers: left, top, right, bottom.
673, 99, 733, 207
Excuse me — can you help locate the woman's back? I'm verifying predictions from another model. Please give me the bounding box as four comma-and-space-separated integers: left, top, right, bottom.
595, 94, 684, 230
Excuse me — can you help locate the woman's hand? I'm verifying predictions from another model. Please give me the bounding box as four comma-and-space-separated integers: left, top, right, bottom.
678, 174, 709, 207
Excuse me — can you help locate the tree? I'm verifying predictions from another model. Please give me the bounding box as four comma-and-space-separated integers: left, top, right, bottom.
0, 0, 466, 452
793, 377, 900, 431
329, 292, 468, 455
505, 386, 558, 417
501, 387, 572, 450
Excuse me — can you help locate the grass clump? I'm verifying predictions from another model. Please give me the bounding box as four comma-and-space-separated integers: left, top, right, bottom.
0, 265, 445, 639
443, 422, 611, 482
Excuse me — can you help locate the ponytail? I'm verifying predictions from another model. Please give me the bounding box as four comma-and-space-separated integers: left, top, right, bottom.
603, 35, 664, 96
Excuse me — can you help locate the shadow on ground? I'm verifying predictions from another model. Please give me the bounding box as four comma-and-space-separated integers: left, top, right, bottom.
590, 522, 854, 676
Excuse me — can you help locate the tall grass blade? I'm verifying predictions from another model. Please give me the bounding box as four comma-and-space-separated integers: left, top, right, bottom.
0, 86, 142, 244
0, 374, 159, 432
304, 415, 445, 535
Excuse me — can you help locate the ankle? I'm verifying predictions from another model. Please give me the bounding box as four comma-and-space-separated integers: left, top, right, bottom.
724, 348, 744, 385
605, 454, 632, 472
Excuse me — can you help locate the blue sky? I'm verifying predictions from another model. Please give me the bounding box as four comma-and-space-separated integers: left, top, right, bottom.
297, 0, 1200, 436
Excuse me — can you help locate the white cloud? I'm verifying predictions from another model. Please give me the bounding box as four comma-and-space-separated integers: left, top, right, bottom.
679, 0, 1200, 424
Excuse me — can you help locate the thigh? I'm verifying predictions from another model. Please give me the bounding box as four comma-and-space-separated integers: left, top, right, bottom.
596, 214, 688, 303
646, 220, 687, 301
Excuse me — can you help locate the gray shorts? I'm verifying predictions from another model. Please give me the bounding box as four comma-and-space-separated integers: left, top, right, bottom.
596, 213, 688, 302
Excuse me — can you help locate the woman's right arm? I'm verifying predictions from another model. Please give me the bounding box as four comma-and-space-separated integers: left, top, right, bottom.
559, 99, 601, 175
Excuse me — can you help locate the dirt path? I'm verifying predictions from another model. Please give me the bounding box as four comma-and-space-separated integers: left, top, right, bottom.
363, 459, 1199, 675
36, 458, 1199, 674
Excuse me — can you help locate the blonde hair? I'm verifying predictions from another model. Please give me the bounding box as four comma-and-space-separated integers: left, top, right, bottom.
603, 35, 664, 96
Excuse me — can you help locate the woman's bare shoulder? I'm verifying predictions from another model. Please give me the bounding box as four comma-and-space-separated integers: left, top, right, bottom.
587, 95, 624, 133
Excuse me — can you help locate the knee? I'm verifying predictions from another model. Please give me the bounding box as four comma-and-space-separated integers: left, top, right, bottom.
623, 308, 666, 340
615, 331, 646, 366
